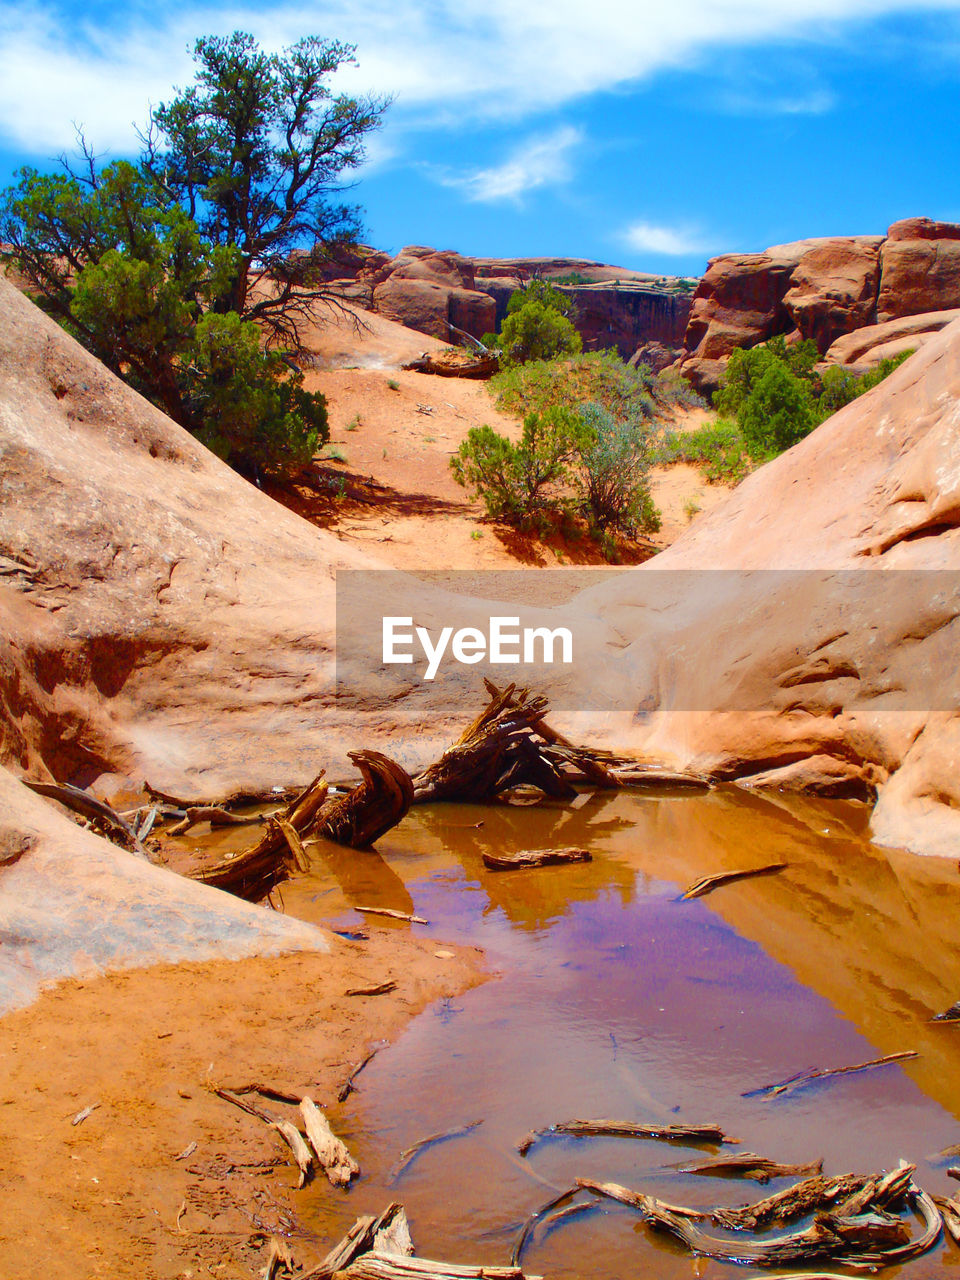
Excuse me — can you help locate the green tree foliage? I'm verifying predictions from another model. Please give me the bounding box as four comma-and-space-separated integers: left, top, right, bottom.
450, 407, 584, 524
505, 278, 577, 319
738, 362, 816, 457
497, 300, 582, 366
1, 32, 387, 475
713, 336, 913, 464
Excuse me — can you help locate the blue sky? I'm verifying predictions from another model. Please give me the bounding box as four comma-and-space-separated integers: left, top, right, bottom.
1, 1, 960, 276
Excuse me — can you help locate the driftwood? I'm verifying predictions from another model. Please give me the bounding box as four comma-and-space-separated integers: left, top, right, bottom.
71, 1103, 99, 1126
193, 772, 329, 899
263, 1237, 295, 1280
517, 1120, 735, 1157
223, 1082, 306, 1105
512, 1186, 581, 1266
412, 683, 618, 805
273, 1120, 314, 1188
168, 805, 263, 836
402, 349, 499, 379
575, 1176, 940, 1268
300, 1096, 359, 1186
315, 751, 414, 848
356, 906, 428, 924
483, 847, 591, 871
676, 1152, 822, 1183
611, 766, 711, 790
302, 1204, 412, 1280
680, 862, 787, 900
307, 1204, 538, 1280
347, 981, 398, 997
714, 1174, 868, 1230
932, 999, 960, 1022
341, 1257, 535, 1280
24, 780, 147, 855
338, 1047, 381, 1103
392, 1120, 483, 1179
743, 1051, 918, 1099
933, 1193, 960, 1244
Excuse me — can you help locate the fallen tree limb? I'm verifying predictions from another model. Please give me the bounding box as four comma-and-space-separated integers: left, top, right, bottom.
932, 999, 960, 1022
24, 780, 147, 856
356, 906, 428, 925
347, 981, 398, 997
341, 1254, 537, 1280
483, 848, 591, 871
168, 805, 263, 836
680, 862, 787, 901
392, 1120, 483, 1179
517, 1120, 735, 1157
300, 1096, 359, 1186
933, 1193, 960, 1244
512, 1186, 581, 1266
338, 1047, 381, 1103
223, 1083, 306, 1105
743, 1051, 918, 1099
272, 1119, 314, 1188
714, 1174, 868, 1230
315, 751, 414, 849
676, 1152, 822, 1183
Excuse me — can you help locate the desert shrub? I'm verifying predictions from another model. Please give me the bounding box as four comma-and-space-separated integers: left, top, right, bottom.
506, 278, 577, 319
739, 362, 817, 458
575, 402, 660, 535
450, 406, 584, 524
497, 300, 582, 365
655, 418, 751, 484
490, 350, 664, 422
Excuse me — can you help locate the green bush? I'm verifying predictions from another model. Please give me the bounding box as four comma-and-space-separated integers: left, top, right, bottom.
490, 350, 670, 422
497, 300, 582, 366
575, 402, 660, 535
655, 418, 750, 484
506, 278, 577, 319
450, 406, 584, 524
739, 362, 817, 458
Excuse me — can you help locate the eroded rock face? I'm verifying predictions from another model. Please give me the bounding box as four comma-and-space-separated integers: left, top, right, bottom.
0, 273, 375, 800
677, 220, 960, 393
0, 767, 326, 1013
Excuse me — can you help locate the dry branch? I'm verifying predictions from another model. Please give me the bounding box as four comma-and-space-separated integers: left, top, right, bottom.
676, 1152, 822, 1183
25, 780, 147, 855
300, 1096, 359, 1186
714, 1174, 868, 1230
346, 981, 398, 997
273, 1119, 314, 1188
681, 862, 787, 900
392, 1120, 483, 1179
932, 999, 960, 1022
356, 906, 428, 924
483, 847, 591, 871
517, 1119, 734, 1157
315, 751, 414, 848
341, 1256, 537, 1280
743, 1051, 918, 1099
338, 1047, 381, 1103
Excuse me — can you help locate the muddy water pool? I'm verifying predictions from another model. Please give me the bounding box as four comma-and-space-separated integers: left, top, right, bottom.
277, 787, 960, 1278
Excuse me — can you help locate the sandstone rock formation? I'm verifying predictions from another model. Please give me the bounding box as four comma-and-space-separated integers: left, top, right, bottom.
677, 218, 960, 393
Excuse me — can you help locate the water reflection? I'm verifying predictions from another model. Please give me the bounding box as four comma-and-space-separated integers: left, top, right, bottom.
276, 787, 960, 1279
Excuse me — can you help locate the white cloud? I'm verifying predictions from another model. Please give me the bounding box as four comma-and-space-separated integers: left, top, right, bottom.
438, 126, 581, 203
621, 221, 713, 256
0, 0, 959, 155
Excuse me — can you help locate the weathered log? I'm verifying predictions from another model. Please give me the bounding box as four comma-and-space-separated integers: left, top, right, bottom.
681, 862, 787, 900
340, 1256, 537, 1280
272, 1119, 314, 1188
743, 1051, 918, 1099
302, 1204, 411, 1280
263, 1237, 295, 1280
168, 805, 263, 836
315, 751, 414, 848
392, 1120, 483, 1179
933, 1193, 960, 1244
191, 773, 329, 899
24, 780, 147, 855
300, 1096, 359, 1186
483, 847, 591, 871
714, 1174, 868, 1230
676, 1152, 823, 1183
517, 1119, 734, 1157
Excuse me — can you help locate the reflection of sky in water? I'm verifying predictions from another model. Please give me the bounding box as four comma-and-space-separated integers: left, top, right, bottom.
281, 789, 960, 1279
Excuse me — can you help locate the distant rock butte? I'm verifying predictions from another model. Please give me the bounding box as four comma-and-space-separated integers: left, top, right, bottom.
324, 245, 694, 358
676, 217, 960, 392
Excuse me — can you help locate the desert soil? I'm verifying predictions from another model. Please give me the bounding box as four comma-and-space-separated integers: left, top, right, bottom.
0, 930, 483, 1280
263, 365, 729, 570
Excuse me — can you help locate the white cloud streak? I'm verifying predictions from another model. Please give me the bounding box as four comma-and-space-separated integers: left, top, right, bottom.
1, 0, 959, 155
439, 126, 581, 203
621, 221, 712, 256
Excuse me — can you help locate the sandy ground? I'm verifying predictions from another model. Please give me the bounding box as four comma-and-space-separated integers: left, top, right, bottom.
267, 366, 731, 570
0, 931, 483, 1280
